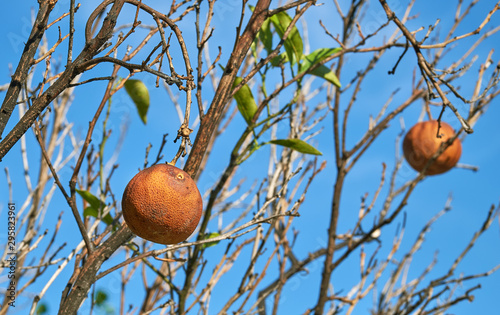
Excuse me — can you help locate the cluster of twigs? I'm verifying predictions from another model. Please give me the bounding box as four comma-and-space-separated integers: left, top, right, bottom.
1, 0, 499, 314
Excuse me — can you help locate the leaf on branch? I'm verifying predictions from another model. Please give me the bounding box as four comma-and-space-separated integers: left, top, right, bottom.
233, 77, 258, 125
200, 232, 221, 249
77, 189, 103, 210
77, 189, 113, 225
94, 289, 108, 306
268, 139, 322, 155
308, 65, 341, 87
299, 48, 342, 87
259, 18, 273, 55
36, 303, 48, 315
303, 48, 342, 66
270, 11, 303, 65
83, 207, 99, 219
82, 207, 113, 225
124, 79, 150, 124
270, 52, 289, 67
250, 4, 273, 56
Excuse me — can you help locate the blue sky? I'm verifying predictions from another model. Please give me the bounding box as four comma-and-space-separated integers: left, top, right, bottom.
1, 1, 500, 314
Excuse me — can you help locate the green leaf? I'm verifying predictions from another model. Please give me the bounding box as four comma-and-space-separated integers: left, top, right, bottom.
78, 190, 114, 225
233, 77, 258, 125
102, 213, 114, 225
95, 290, 108, 306
259, 18, 273, 55
83, 207, 114, 225
124, 79, 150, 124
308, 65, 341, 87
270, 11, 303, 65
201, 232, 220, 249
268, 139, 322, 155
299, 48, 342, 87
299, 48, 342, 72
36, 303, 49, 315
76, 189, 102, 210
249, 4, 273, 55
270, 52, 289, 67
83, 206, 98, 219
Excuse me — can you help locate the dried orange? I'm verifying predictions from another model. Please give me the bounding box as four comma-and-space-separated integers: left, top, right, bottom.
121, 164, 203, 244
403, 120, 462, 175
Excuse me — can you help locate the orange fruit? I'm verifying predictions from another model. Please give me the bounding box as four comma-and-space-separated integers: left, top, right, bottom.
121, 164, 203, 244
402, 120, 462, 175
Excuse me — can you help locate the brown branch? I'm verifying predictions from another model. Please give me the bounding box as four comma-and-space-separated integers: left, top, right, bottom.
419, 3, 500, 49
313, 3, 365, 313
0, 0, 57, 139
77, 56, 182, 85
183, 0, 271, 178
57, 224, 134, 314
33, 30, 70, 65
378, 0, 474, 133
33, 122, 94, 253
0, 0, 126, 161
95, 212, 297, 282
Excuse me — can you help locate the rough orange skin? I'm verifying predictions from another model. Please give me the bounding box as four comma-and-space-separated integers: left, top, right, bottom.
121, 164, 203, 245
403, 120, 462, 175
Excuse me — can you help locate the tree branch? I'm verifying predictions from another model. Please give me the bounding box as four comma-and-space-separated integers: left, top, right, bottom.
0, 0, 57, 139
0, 0, 126, 161
183, 0, 271, 178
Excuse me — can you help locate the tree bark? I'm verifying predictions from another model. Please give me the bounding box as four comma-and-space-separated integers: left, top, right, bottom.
0, 0, 125, 161
183, 0, 271, 178
58, 224, 133, 314
0, 0, 56, 140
